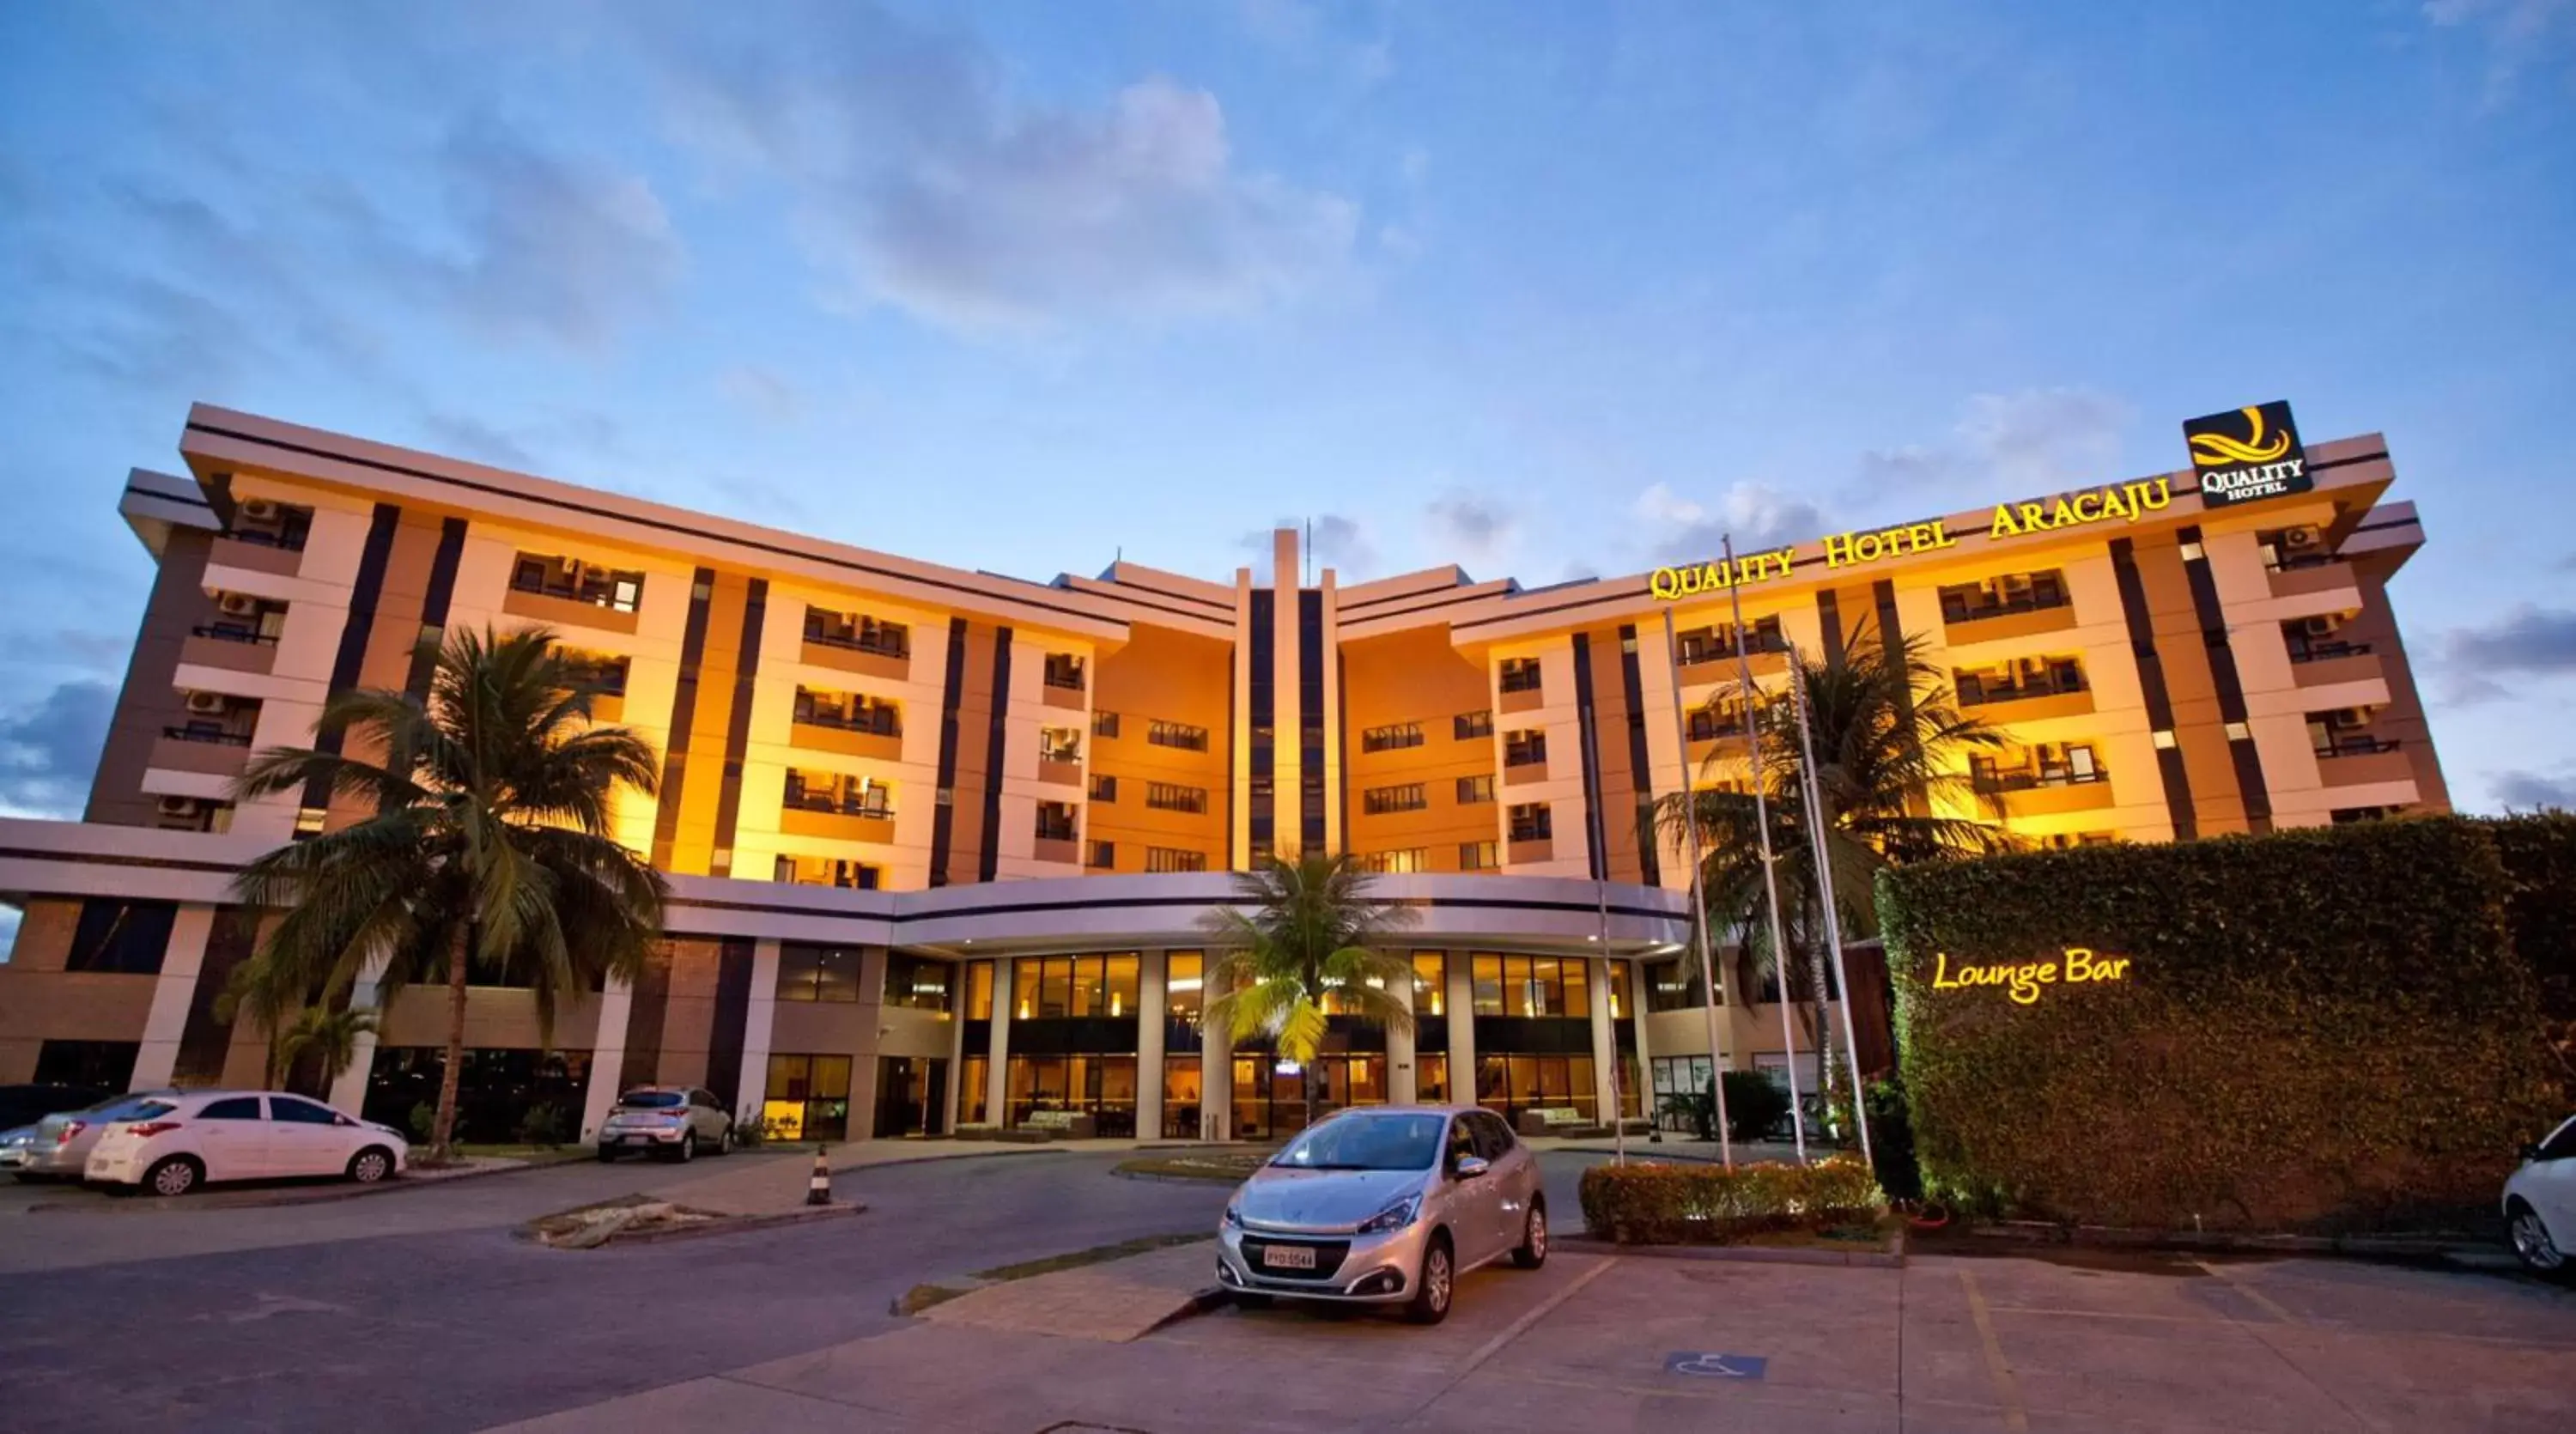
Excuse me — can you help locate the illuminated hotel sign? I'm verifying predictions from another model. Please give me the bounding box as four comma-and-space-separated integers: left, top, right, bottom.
2185, 401, 2311, 509
1646, 477, 2173, 602
1930, 946, 2132, 1005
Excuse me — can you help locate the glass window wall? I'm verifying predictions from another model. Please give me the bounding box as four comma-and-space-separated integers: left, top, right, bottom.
761, 1054, 853, 1141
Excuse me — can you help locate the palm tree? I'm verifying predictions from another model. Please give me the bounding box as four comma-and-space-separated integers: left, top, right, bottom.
228, 625, 667, 1160
212, 938, 317, 1089
1202, 851, 1419, 1133
270, 1006, 380, 1091
1657, 624, 2008, 1122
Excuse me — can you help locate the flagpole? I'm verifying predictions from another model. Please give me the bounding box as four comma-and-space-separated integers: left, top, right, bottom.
1659, 607, 1732, 1169
1787, 639, 1874, 1171
1723, 534, 1807, 1163
1579, 701, 1626, 1168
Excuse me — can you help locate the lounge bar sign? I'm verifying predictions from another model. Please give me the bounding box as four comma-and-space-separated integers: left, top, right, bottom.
2184, 400, 2311, 509
1930, 946, 2133, 1005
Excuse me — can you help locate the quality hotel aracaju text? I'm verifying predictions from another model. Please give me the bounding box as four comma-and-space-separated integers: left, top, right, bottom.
0, 402, 2447, 1145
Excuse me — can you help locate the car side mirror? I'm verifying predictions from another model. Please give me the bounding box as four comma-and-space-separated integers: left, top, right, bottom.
2523, 1143, 2544, 1163
1455, 1154, 1491, 1180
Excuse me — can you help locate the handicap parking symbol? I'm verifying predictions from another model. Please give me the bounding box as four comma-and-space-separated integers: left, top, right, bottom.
1665, 1352, 1767, 1381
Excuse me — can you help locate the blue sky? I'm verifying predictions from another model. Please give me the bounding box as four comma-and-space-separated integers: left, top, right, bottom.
1, 0, 2572, 819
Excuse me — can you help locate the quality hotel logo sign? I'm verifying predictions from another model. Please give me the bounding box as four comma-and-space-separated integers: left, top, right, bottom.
2185, 400, 2312, 510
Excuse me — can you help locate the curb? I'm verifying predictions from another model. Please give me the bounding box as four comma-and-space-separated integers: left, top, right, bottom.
1558, 1230, 1906, 1268
1109, 1169, 1241, 1185
1949, 1221, 2500, 1261
605, 1200, 866, 1246
1143, 1285, 1233, 1333
21, 1158, 538, 1214
837, 1148, 1070, 1174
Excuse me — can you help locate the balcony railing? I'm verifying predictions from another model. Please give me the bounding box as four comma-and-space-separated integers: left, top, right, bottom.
163, 725, 253, 747
803, 624, 909, 660
1678, 631, 1788, 665
1036, 817, 1078, 842
1956, 671, 2087, 707
2288, 640, 2375, 664
222, 527, 307, 553
1971, 766, 2109, 794
794, 704, 899, 737
190, 623, 278, 646
783, 787, 893, 820
1941, 590, 2070, 625
2315, 735, 2401, 758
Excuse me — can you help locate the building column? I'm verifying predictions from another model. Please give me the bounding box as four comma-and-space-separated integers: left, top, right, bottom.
1586, 955, 1618, 1124
1387, 963, 1418, 1105
733, 939, 781, 1128
1630, 961, 1656, 1129
1137, 949, 1168, 1140
848, 945, 890, 1143
1200, 993, 1231, 1141
580, 976, 635, 1145
130, 903, 216, 1091
942, 963, 968, 1134
1445, 953, 1477, 1110
326, 949, 392, 1115
986, 958, 1014, 1131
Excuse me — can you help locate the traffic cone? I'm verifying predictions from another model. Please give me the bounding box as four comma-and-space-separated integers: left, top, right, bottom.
806, 1145, 832, 1206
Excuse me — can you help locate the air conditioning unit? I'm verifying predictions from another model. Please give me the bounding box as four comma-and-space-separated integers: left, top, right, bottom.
157, 797, 204, 819
185, 690, 229, 715
216, 592, 259, 617
240, 498, 279, 521
2327, 709, 2366, 729
560, 555, 583, 574
2294, 616, 2336, 638
2281, 526, 2319, 550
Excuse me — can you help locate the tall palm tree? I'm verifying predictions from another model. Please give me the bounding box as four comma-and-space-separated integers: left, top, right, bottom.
1657, 624, 2008, 1118
1203, 851, 1419, 1133
228, 626, 667, 1159
270, 1006, 380, 1092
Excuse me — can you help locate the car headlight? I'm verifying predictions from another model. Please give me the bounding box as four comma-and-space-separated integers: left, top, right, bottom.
1355, 1194, 1421, 1236
1223, 1202, 1243, 1229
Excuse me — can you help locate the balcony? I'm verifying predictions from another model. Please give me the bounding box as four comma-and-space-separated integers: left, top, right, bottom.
1035, 805, 1080, 865
1507, 836, 1553, 866
1955, 668, 2094, 722
504, 576, 641, 635
179, 624, 279, 677
1036, 738, 1084, 787
208, 531, 306, 578
2266, 557, 2357, 602
2315, 736, 2415, 789
150, 721, 255, 779
779, 782, 896, 845
1975, 768, 2117, 817
2288, 642, 2381, 690
789, 704, 903, 763
1042, 655, 1087, 710
1941, 596, 2079, 643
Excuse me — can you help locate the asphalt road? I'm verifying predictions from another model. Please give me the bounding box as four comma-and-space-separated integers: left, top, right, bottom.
0, 1151, 1239, 1432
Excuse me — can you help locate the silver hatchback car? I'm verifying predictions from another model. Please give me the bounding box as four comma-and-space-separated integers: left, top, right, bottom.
1217, 1105, 1546, 1325
596, 1085, 735, 1162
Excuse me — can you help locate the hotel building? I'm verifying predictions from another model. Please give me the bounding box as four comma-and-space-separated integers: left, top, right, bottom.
0, 404, 2446, 1144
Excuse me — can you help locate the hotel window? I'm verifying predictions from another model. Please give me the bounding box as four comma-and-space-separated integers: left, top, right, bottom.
1092, 709, 1121, 738
64, 900, 178, 975
1506, 804, 1552, 842
1498, 657, 1544, 694
2331, 805, 2403, 823
772, 855, 881, 889
958, 1057, 989, 1126
1472, 955, 1588, 1018
1146, 719, 1210, 751
557, 650, 630, 696
1417, 1053, 1449, 1104
805, 607, 910, 659
1454, 709, 1493, 740
1358, 848, 1428, 875
1363, 782, 1428, 815
1089, 773, 1117, 802
965, 961, 994, 1020
2282, 614, 2370, 663
1012, 955, 1141, 1020
1167, 952, 1205, 1030
793, 686, 900, 735
882, 953, 953, 1012
1038, 727, 1083, 763
225, 498, 313, 550
1972, 742, 2105, 793
2257, 525, 2334, 573
1361, 721, 1425, 752
1938, 569, 2070, 624
1459, 840, 1500, 871
2038, 832, 2117, 850
1685, 697, 1755, 742
1456, 775, 1495, 805
1953, 654, 2087, 707
761, 1054, 852, 1142
1475, 1054, 1601, 1124
1042, 652, 1086, 690
1504, 730, 1547, 768
1643, 957, 1713, 1012
1035, 801, 1078, 842
783, 769, 893, 819
1145, 846, 1207, 873
1607, 963, 1633, 1020
509, 552, 644, 613
1676, 617, 1785, 665
777, 943, 863, 1003
2310, 708, 2397, 757
1412, 952, 1448, 1015
1145, 782, 1209, 814
1087, 839, 1115, 868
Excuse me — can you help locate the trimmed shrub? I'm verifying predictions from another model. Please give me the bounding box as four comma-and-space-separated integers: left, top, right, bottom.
1721, 1070, 1791, 1143
1579, 1157, 1883, 1244
1880, 817, 2562, 1233
516, 1103, 568, 1147
2485, 812, 2576, 1095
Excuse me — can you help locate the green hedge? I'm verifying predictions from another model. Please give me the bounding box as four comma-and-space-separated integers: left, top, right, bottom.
1578, 1158, 1882, 1244
2485, 813, 2576, 1095
1880, 817, 2563, 1233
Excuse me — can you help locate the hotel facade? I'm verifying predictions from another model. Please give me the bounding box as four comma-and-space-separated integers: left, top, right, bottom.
0, 404, 2446, 1145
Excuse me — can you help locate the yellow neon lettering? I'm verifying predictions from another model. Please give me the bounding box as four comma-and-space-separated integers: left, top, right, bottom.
2073, 493, 2102, 523
1651, 568, 1683, 600
1990, 505, 2021, 538
2018, 502, 2047, 531
1769, 546, 1795, 580
2099, 485, 2130, 520
1822, 532, 1855, 568
2049, 498, 2077, 527
1938, 947, 2130, 1002
2141, 477, 2172, 511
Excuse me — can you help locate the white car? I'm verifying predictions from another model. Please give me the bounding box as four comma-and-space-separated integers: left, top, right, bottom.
2504, 1113, 2576, 1279
84, 1091, 408, 1198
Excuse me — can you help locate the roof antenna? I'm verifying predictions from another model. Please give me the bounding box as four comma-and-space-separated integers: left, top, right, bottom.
1304, 517, 1313, 586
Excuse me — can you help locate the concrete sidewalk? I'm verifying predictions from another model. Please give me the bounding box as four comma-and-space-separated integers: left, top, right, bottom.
914, 1240, 1215, 1342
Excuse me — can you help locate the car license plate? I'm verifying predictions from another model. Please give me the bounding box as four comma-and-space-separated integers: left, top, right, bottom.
1261, 1244, 1317, 1270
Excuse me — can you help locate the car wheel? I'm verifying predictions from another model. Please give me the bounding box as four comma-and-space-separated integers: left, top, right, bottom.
2507, 1199, 2571, 1280
144, 1156, 202, 1199
1512, 1199, 1549, 1269
1406, 1232, 1455, 1325
719, 1123, 735, 1156
597, 1146, 619, 1163
347, 1147, 394, 1185
676, 1131, 696, 1164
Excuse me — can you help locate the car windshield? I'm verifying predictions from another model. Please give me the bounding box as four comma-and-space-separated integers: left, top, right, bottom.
121, 1100, 178, 1121
617, 1091, 686, 1109
76, 1094, 169, 1121
1269, 1112, 1445, 1171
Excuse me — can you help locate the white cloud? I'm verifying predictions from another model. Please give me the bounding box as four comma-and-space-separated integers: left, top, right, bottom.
1424, 490, 1514, 565
2423, 0, 2576, 102
1633, 481, 1827, 565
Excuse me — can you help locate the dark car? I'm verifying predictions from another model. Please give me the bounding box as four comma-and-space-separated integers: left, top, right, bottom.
0, 1085, 115, 1133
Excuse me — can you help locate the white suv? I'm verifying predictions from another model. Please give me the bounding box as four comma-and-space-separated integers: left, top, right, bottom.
85, 1091, 408, 1198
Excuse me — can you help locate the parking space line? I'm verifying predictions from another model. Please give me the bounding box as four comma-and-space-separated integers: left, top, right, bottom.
1959, 1267, 2031, 1434
2193, 1260, 2300, 1324
1456, 1256, 1619, 1377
